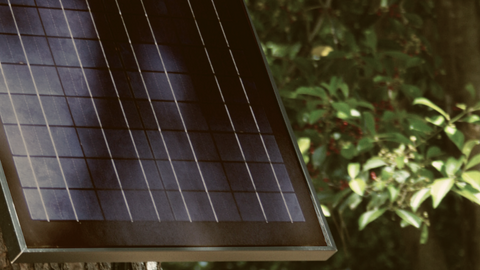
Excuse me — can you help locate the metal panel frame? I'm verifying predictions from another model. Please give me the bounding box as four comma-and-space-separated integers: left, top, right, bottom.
0, 0, 336, 263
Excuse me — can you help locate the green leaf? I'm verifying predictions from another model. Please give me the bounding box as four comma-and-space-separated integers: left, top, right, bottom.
404, 13, 423, 28
364, 112, 376, 135
393, 170, 410, 183
466, 153, 480, 170
466, 83, 476, 99
382, 133, 412, 145
388, 185, 399, 202
364, 29, 377, 52
462, 171, 480, 191
349, 178, 366, 196
413, 98, 450, 121
395, 209, 422, 228
321, 204, 331, 217
431, 160, 445, 174
454, 185, 480, 205
426, 115, 445, 126
348, 163, 360, 179
462, 115, 480, 124
308, 109, 326, 124
341, 143, 357, 159
420, 224, 429, 244
332, 102, 351, 119
426, 146, 443, 159
363, 157, 387, 171
430, 178, 455, 208
297, 137, 311, 154
460, 139, 475, 158
401, 84, 422, 99
396, 156, 405, 169
358, 208, 386, 230
357, 137, 374, 152
444, 125, 465, 151
332, 189, 352, 208
312, 146, 327, 168
296, 86, 327, 99
407, 117, 433, 133
410, 188, 430, 212
339, 83, 349, 98
445, 157, 462, 177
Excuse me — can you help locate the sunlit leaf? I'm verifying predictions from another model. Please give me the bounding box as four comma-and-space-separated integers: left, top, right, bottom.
358, 208, 386, 230
296, 86, 327, 99
462, 171, 480, 191
454, 185, 480, 205
463, 140, 480, 158
466, 153, 480, 170
413, 97, 450, 120
410, 188, 430, 212
297, 137, 310, 154
349, 178, 366, 196
363, 157, 387, 171
348, 163, 360, 179
444, 125, 464, 151
321, 204, 331, 217
445, 157, 462, 177
462, 115, 480, 124
395, 209, 422, 228
387, 185, 399, 202
430, 178, 455, 208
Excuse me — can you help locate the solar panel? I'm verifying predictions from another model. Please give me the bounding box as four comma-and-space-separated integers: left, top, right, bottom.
0, 0, 336, 263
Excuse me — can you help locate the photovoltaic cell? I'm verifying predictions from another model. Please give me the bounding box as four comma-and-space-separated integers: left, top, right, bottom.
0, 0, 305, 225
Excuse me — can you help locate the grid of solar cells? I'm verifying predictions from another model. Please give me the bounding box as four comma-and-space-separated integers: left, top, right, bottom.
0, 0, 305, 223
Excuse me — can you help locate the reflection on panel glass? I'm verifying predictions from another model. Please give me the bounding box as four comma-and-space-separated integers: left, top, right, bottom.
0, 0, 305, 223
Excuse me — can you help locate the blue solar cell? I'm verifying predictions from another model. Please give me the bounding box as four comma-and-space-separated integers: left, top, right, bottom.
210, 192, 241, 221
7, 125, 55, 156
104, 129, 142, 158
65, 10, 97, 39
162, 131, 194, 160
0, 6, 16, 34
97, 190, 132, 221
262, 135, 284, 162
58, 67, 88, 96
59, 158, 94, 188
134, 44, 164, 72
178, 103, 209, 131
41, 96, 74, 126
284, 193, 305, 222
238, 134, 274, 162
213, 133, 243, 161
152, 102, 184, 130
199, 162, 230, 191
217, 76, 248, 104
0, 35, 26, 64
145, 130, 168, 159
22, 36, 54, 65
251, 106, 273, 133
31, 66, 64, 95
151, 190, 175, 221
50, 127, 84, 157
114, 159, 159, 190
228, 104, 258, 133
149, 17, 179, 44
234, 192, 266, 222
39, 8, 70, 37
248, 163, 285, 192
42, 188, 77, 220
183, 191, 216, 221
258, 192, 292, 222
77, 128, 110, 157
130, 72, 172, 100
12, 7, 44, 35
68, 97, 101, 127
166, 191, 190, 221
123, 15, 153, 43
49, 38, 81, 66
0, 94, 44, 125
157, 161, 204, 191
70, 189, 103, 220
168, 74, 197, 101
189, 132, 219, 160
23, 189, 48, 220
88, 159, 122, 189
125, 190, 161, 221
223, 162, 255, 191
74, 39, 108, 68
158, 45, 187, 73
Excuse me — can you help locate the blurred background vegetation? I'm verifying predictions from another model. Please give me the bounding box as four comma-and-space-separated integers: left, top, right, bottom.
164, 0, 480, 269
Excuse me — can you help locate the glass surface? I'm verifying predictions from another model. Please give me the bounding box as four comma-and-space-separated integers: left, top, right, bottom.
0, 0, 304, 224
